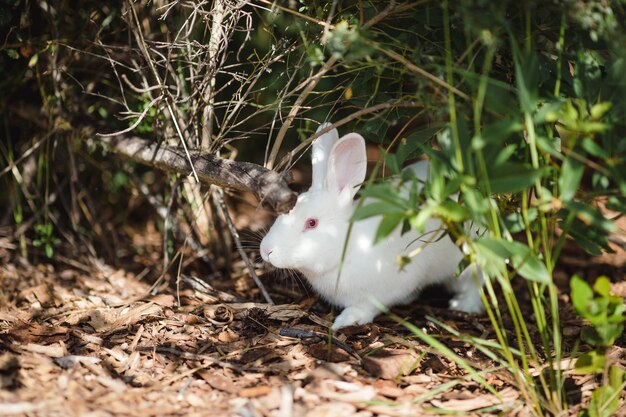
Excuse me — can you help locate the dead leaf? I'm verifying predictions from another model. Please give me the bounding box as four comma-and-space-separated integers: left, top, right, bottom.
218, 328, 239, 342
200, 370, 240, 394
308, 342, 351, 362
373, 380, 405, 399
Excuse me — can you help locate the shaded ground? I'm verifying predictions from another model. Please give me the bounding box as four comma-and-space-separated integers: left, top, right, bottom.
0, 216, 625, 416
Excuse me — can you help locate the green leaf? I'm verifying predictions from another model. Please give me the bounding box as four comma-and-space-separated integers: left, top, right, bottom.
462, 188, 489, 214
359, 184, 409, 208
476, 237, 551, 284
306, 44, 325, 66
567, 217, 608, 256
593, 276, 611, 297
590, 102, 612, 120
409, 205, 434, 233
383, 152, 401, 175
514, 52, 540, 113
396, 126, 440, 165
353, 201, 404, 221
608, 365, 625, 390
581, 138, 608, 158
571, 275, 594, 319
471, 119, 523, 150
588, 383, 620, 417
566, 202, 618, 233
606, 196, 626, 213
436, 200, 470, 222
535, 99, 565, 123
574, 350, 606, 374
560, 156, 584, 202
6, 49, 19, 59
504, 209, 538, 234
374, 213, 404, 244
486, 165, 546, 194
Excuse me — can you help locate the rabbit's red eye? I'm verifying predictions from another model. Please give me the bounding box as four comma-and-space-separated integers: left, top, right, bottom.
304, 218, 318, 230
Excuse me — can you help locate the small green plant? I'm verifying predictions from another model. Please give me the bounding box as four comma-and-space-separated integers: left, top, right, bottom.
571, 276, 625, 352
32, 223, 61, 259
571, 276, 626, 417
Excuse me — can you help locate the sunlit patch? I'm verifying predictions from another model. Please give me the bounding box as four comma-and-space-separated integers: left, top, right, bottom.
279, 214, 296, 227
376, 259, 383, 273
301, 239, 315, 256
357, 235, 372, 252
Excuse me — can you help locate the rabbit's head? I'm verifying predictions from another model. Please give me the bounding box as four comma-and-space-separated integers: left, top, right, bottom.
260, 123, 367, 277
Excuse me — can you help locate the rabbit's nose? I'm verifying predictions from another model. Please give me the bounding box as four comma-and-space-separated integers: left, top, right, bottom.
262, 247, 273, 260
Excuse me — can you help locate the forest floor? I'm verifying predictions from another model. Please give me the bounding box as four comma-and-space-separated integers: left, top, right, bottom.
0, 209, 625, 417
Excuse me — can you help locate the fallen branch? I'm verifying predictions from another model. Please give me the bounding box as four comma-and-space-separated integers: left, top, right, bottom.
98, 135, 297, 213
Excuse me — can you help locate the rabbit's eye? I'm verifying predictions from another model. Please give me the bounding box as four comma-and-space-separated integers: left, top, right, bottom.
304, 218, 318, 230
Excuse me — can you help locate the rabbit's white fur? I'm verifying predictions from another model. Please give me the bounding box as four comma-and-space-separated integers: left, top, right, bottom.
261, 123, 484, 329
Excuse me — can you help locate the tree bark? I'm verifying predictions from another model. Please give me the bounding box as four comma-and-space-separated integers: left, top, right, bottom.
99, 136, 297, 214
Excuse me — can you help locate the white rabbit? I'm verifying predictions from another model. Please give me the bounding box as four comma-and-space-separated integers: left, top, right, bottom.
260, 123, 484, 330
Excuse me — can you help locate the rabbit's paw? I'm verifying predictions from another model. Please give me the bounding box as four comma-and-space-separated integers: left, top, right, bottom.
447, 263, 485, 314
449, 293, 484, 314
331, 305, 378, 330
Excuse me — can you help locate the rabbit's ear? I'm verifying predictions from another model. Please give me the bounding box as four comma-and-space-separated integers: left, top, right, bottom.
327, 133, 367, 207
311, 123, 339, 190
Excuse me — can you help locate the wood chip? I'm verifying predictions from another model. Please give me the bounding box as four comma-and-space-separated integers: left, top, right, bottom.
362, 349, 420, 380
430, 387, 520, 412
239, 385, 272, 398
22, 342, 66, 358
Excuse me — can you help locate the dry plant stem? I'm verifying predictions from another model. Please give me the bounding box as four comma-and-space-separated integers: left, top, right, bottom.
266, 1, 429, 170
125, 0, 199, 182
201, 0, 226, 150
213, 188, 275, 305
266, 55, 338, 169
0, 129, 56, 178
175, 240, 186, 307
275, 100, 422, 171
163, 179, 180, 277
370, 42, 469, 100
136, 345, 244, 372
99, 135, 297, 213
255, 0, 333, 28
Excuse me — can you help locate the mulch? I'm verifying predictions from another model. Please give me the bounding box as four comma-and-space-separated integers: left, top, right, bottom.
0, 223, 625, 417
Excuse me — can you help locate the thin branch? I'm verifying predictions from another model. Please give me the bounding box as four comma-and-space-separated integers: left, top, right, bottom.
368, 41, 470, 100
214, 188, 274, 305
254, 0, 333, 29
125, 0, 199, 182
275, 100, 422, 171
96, 95, 163, 137
201, 0, 226, 150
266, 55, 338, 169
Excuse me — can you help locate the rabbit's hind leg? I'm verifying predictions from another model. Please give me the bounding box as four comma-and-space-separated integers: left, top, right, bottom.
447, 264, 485, 314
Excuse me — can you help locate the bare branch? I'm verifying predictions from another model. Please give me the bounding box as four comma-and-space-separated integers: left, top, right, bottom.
275, 100, 423, 171
266, 55, 338, 169
98, 135, 297, 214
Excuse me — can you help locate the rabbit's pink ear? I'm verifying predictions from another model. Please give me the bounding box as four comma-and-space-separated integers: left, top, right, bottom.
327, 133, 367, 206
311, 123, 339, 190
